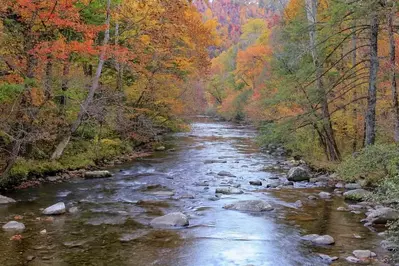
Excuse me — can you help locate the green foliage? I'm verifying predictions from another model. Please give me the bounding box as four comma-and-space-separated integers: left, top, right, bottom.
337, 144, 399, 184
0, 83, 23, 103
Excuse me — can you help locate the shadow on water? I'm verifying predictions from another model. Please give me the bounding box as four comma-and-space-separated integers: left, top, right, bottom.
0, 117, 388, 265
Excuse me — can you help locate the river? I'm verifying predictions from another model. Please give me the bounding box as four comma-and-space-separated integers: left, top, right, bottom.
0, 118, 387, 265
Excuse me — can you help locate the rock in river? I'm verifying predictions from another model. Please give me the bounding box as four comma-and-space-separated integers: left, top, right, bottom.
0, 195, 16, 204
352, 250, 376, 259
2, 221, 25, 231
150, 212, 189, 228
318, 192, 332, 199
84, 170, 112, 179
249, 180, 262, 186
215, 187, 243, 195
204, 159, 227, 164
365, 207, 399, 225
319, 254, 338, 262
343, 189, 371, 201
345, 183, 362, 190
224, 200, 274, 212
42, 202, 66, 215
217, 171, 236, 177
302, 234, 335, 245
287, 167, 310, 182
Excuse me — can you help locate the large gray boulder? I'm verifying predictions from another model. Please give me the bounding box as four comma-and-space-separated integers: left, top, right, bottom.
150, 212, 189, 228
43, 202, 66, 215
343, 189, 371, 201
366, 207, 399, 225
224, 200, 273, 212
287, 167, 310, 182
302, 234, 335, 245
215, 187, 243, 195
84, 170, 112, 179
2, 221, 25, 231
0, 195, 16, 204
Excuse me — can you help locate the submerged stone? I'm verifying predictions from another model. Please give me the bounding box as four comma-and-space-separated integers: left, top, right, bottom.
43, 202, 66, 215
2, 221, 25, 231
0, 195, 16, 204
224, 200, 273, 212
150, 212, 189, 228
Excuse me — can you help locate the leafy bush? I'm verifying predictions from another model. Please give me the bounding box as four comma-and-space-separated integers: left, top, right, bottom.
337, 144, 399, 184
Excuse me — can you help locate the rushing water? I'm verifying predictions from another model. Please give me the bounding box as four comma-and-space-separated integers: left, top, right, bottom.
0, 118, 387, 265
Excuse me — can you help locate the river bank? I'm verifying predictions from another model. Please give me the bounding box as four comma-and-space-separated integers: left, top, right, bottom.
0, 118, 396, 265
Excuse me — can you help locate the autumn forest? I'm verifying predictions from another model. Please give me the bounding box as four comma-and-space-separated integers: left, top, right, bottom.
0, 0, 399, 185
2, 0, 399, 263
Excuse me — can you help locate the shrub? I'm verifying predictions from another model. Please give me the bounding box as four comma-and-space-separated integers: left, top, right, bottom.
337, 144, 399, 184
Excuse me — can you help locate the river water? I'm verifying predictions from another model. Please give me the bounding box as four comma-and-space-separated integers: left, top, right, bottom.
0, 118, 387, 265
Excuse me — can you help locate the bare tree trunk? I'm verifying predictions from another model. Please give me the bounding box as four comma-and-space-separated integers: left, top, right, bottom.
306, 0, 340, 161
114, 21, 124, 91
44, 56, 53, 100
388, 7, 399, 142
1, 138, 22, 180
365, 12, 379, 146
352, 23, 359, 152
51, 0, 112, 160
61, 58, 71, 106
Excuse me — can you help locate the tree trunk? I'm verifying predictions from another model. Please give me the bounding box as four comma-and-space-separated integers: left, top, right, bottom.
388, 8, 399, 142
114, 21, 124, 91
365, 12, 379, 146
44, 56, 53, 100
306, 0, 341, 161
1, 138, 22, 180
61, 58, 71, 106
352, 23, 359, 152
51, 0, 112, 160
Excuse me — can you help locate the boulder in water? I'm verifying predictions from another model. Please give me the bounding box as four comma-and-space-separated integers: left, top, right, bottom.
319, 254, 338, 262
249, 180, 262, 186
150, 212, 189, 228
345, 183, 362, 190
352, 250, 376, 259
2, 221, 25, 231
204, 160, 227, 164
302, 234, 335, 245
84, 170, 112, 179
343, 189, 371, 201
42, 202, 66, 215
0, 195, 16, 204
215, 187, 243, 195
224, 200, 273, 212
155, 146, 166, 151
217, 171, 236, 177
365, 207, 399, 225
318, 192, 332, 199
287, 167, 310, 182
